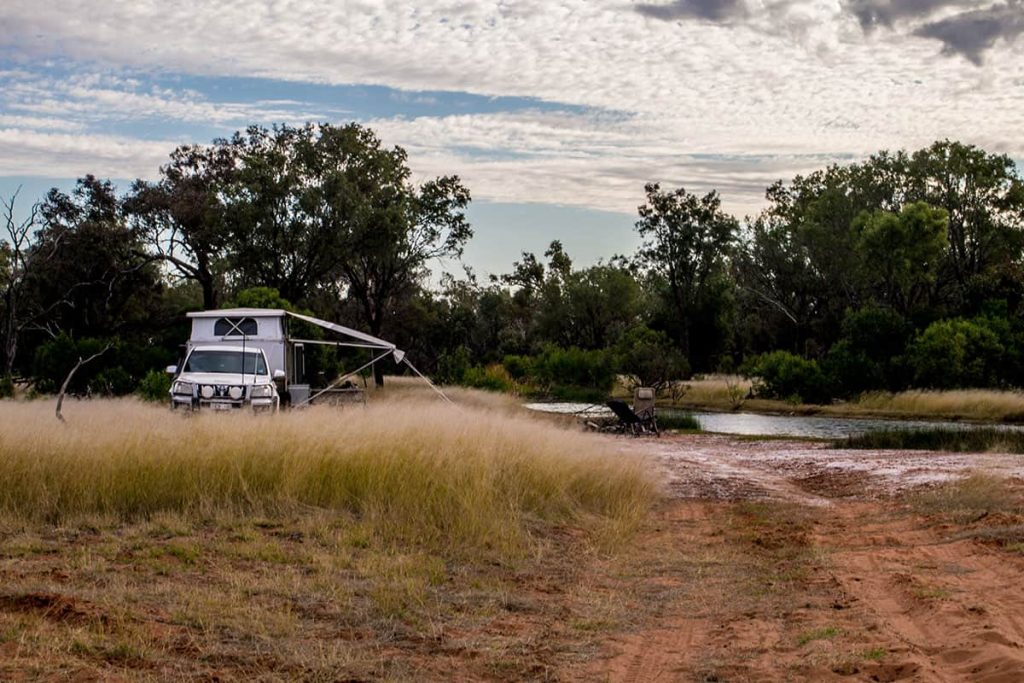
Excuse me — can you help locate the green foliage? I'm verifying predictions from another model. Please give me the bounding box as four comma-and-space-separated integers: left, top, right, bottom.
8, 137, 1024, 401
908, 318, 1003, 389
501, 354, 534, 381
744, 350, 830, 404
436, 346, 472, 385
230, 286, 295, 310
823, 306, 913, 397
0, 375, 13, 398
656, 412, 701, 430
614, 326, 690, 389
137, 369, 171, 402
31, 334, 172, 397
636, 183, 738, 370
737, 140, 1024, 362
855, 202, 948, 313
838, 427, 1024, 454
32, 335, 112, 394
532, 345, 616, 396
461, 364, 514, 392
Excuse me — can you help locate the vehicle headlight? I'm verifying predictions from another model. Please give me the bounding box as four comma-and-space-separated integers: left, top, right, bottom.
250, 384, 274, 398
228, 386, 243, 400
171, 380, 194, 396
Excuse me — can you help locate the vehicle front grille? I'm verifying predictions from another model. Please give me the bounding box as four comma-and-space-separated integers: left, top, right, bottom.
199, 384, 245, 400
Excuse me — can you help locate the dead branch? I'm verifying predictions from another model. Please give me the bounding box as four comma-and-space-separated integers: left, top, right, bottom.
55, 344, 111, 423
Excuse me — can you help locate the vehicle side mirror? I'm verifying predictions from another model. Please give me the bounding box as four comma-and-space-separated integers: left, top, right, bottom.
166, 365, 178, 375
273, 369, 286, 381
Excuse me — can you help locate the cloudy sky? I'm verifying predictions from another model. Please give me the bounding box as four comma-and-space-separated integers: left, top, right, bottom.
1, 0, 1022, 276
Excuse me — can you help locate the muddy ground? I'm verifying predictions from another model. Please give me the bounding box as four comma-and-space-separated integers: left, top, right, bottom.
589, 434, 1024, 682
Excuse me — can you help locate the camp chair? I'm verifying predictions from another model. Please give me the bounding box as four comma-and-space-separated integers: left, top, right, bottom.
633, 387, 656, 420
605, 399, 659, 436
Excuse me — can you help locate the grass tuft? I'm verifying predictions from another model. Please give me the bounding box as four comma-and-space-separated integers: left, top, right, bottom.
656, 412, 701, 431
797, 625, 840, 646
836, 427, 1024, 453
909, 473, 1021, 524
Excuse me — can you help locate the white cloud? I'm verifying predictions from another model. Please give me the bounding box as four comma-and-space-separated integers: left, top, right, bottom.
0, 0, 1021, 213
0, 129, 172, 179
1, 71, 346, 127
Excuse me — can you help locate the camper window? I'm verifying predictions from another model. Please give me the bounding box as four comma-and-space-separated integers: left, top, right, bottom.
215, 317, 258, 337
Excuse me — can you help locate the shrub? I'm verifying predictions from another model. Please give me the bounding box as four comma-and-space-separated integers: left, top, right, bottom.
745, 350, 830, 404
32, 334, 114, 395
0, 375, 13, 399
436, 346, 472, 385
461, 364, 514, 392
823, 340, 883, 398
502, 354, 534, 381
532, 345, 616, 396
614, 326, 690, 390
825, 306, 912, 395
136, 369, 171, 402
908, 318, 1003, 389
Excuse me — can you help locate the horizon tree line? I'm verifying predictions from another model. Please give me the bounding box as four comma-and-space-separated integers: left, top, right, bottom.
2, 126, 1022, 401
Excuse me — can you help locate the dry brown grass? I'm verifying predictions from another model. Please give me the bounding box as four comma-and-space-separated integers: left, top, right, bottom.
0, 396, 656, 552
853, 389, 1024, 422
0, 393, 661, 680
909, 473, 1023, 524
669, 376, 1024, 423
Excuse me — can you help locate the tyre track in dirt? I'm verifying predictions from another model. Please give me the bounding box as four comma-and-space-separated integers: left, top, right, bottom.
820, 506, 1024, 682
593, 434, 1024, 682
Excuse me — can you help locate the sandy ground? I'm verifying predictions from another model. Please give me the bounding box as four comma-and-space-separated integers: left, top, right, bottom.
588, 434, 1024, 682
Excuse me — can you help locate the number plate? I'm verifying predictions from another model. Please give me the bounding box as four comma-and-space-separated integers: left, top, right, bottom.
210, 402, 233, 411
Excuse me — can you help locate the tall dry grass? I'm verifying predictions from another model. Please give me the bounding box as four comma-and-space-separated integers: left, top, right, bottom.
674, 376, 1024, 423
0, 397, 656, 555
853, 389, 1024, 422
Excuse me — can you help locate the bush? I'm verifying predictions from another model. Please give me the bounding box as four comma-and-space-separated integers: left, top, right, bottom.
744, 350, 830, 404
823, 340, 883, 398
136, 369, 171, 402
502, 354, 534, 381
614, 326, 690, 389
825, 306, 912, 395
437, 347, 472, 385
908, 318, 1003, 389
532, 346, 616, 396
0, 375, 13, 399
461, 364, 514, 392
32, 334, 113, 395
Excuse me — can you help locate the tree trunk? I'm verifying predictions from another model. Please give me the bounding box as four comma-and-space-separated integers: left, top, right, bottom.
201, 276, 216, 310
370, 315, 385, 388
2, 297, 16, 377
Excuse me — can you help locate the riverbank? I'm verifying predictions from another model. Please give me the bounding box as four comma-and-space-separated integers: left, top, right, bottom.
663, 376, 1024, 424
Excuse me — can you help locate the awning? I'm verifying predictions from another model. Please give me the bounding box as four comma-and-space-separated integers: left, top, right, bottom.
285, 311, 397, 352
284, 310, 449, 405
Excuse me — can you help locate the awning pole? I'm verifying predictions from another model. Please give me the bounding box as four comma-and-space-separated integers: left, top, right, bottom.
295, 349, 394, 407
403, 358, 454, 404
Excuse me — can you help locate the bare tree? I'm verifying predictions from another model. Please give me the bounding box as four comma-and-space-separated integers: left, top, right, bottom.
55, 343, 111, 423
1, 189, 40, 376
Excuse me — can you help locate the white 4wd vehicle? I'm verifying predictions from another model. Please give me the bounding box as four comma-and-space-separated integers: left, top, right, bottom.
168, 345, 283, 412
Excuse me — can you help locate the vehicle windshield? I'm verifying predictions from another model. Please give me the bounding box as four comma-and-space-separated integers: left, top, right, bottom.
184, 350, 268, 375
